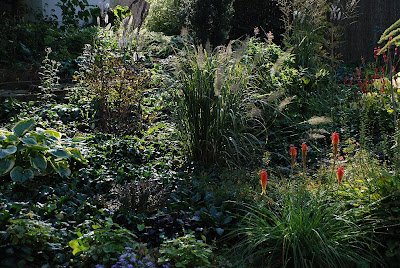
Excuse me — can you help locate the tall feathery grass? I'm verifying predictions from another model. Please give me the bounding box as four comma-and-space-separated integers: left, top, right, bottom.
173, 43, 261, 165
229, 185, 381, 267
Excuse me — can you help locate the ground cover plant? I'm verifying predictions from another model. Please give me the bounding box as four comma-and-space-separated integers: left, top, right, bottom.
1, 1, 400, 268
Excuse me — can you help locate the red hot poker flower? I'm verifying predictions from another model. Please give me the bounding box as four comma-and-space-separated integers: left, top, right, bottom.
290, 145, 297, 162
260, 170, 268, 195
301, 142, 308, 154
290, 145, 297, 173
337, 166, 345, 185
301, 142, 308, 173
332, 132, 340, 158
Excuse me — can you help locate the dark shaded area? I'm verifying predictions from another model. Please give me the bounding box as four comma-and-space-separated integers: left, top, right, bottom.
341, 0, 400, 62
230, 0, 284, 44
189, 0, 235, 46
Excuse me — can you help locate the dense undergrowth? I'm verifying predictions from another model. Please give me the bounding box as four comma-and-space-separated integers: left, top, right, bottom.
1, 1, 400, 268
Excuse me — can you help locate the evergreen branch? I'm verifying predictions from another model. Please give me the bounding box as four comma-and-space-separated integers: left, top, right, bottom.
379, 17, 400, 43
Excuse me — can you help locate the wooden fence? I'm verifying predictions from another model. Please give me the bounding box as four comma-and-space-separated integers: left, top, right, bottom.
341, 0, 400, 62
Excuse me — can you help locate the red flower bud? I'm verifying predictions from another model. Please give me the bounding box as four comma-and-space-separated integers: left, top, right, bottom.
301, 142, 308, 173
337, 166, 344, 185
332, 132, 339, 157
260, 170, 268, 195
290, 145, 297, 162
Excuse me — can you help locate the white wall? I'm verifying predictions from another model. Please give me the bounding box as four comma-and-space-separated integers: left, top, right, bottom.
42, 0, 111, 24
24, 0, 113, 24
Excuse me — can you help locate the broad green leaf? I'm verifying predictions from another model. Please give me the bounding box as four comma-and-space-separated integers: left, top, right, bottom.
26, 144, 49, 151
68, 148, 87, 164
52, 161, 71, 178
44, 130, 61, 139
137, 223, 145, 231
72, 136, 86, 142
20, 137, 37, 146
12, 119, 35, 137
0, 157, 15, 175
30, 154, 47, 171
48, 146, 70, 159
215, 228, 224, 235
5, 134, 18, 142
10, 166, 34, 182
302, 76, 310, 85
0, 146, 17, 159
69, 239, 89, 255
0, 135, 6, 141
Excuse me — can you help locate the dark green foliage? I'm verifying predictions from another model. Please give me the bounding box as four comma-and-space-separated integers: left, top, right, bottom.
188, 0, 235, 47
0, 119, 86, 182
158, 233, 214, 267
0, 20, 97, 79
76, 37, 150, 135
1, 218, 64, 267
69, 218, 144, 266
146, 0, 191, 36
56, 0, 92, 29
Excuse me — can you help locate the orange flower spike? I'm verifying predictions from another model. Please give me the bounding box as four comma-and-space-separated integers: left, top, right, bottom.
301, 142, 308, 172
332, 132, 340, 158
260, 170, 268, 195
290, 145, 297, 174
301, 142, 308, 158
290, 145, 297, 162
337, 166, 345, 185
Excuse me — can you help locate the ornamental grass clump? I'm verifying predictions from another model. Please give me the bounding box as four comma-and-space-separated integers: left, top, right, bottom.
230, 186, 380, 267
174, 43, 260, 165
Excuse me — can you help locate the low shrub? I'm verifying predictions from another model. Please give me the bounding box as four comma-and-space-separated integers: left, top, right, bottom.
158, 233, 214, 268
0, 119, 86, 182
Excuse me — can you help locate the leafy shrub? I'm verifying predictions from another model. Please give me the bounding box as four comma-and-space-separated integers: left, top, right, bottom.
39, 47, 61, 102
76, 36, 150, 134
158, 233, 214, 267
1, 218, 63, 267
0, 119, 86, 182
188, 0, 234, 47
173, 43, 261, 165
56, 0, 92, 29
230, 185, 380, 267
278, 0, 359, 68
146, 0, 191, 36
70, 218, 145, 266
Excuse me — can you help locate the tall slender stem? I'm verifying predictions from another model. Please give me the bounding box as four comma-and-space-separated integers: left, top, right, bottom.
389, 51, 399, 174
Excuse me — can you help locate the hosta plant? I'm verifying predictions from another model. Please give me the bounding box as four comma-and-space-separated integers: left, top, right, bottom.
0, 119, 87, 182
